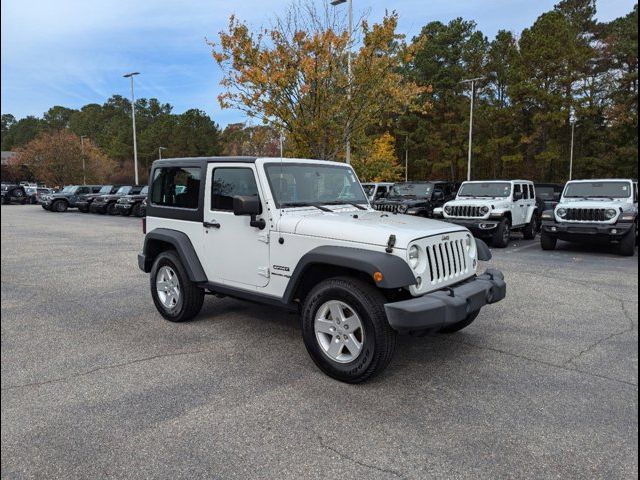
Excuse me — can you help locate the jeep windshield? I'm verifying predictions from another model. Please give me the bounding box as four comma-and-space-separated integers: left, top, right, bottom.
265, 163, 367, 208
115, 186, 133, 195
98, 185, 114, 194
362, 184, 375, 196
458, 182, 511, 198
389, 183, 433, 198
563, 181, 631, 199
60, 186, 78, 193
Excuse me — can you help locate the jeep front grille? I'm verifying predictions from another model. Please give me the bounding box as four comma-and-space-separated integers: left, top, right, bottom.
565, 208, 610, 222
374, 203, 399, 213
425, 238, 469, 285
448, 205, 484, 218
409, 231, 474, 295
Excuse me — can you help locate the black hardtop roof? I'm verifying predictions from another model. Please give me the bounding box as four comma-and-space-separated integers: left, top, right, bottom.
152, 156, 258, 168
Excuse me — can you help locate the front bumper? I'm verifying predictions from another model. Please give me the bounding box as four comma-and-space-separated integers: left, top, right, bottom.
90, 202, 107, 213
542, 220, 633, 242
115, 203, 133, 213
384, 269, 506, 334
437, 218, 498, 237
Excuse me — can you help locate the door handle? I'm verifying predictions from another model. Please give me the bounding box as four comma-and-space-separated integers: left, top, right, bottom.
203, 220, 221, 229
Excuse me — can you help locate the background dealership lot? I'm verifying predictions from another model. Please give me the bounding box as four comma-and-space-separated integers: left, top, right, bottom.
1, 206, 637, 478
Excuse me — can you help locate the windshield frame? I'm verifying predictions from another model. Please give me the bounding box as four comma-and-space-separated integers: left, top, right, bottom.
563, 181, 632, 199
264, 162, 368, 209
457, 182, 513, 198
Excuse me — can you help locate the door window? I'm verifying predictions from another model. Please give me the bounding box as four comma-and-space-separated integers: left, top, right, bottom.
211, 168, 259, 211
514, 184, 522, 199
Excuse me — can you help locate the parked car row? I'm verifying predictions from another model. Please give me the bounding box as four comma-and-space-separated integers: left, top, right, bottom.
1, 183, 55, 205
40, 184, 148, 217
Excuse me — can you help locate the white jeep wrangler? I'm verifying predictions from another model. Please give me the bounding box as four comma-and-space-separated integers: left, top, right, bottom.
540, 179, 638, 256
138, 157, 506, 383
433, 180, 538, 247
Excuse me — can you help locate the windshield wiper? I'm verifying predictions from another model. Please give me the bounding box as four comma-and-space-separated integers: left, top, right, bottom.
321, 201, 367, 210
280, 202, 333, 212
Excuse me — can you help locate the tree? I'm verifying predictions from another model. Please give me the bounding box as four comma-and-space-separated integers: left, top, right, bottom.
210, 1, 429, 160
12, 131, 116, 186
351, 132, 403, 182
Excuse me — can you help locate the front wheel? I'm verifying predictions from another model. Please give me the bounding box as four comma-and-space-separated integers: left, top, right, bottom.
617, 224, 637, 257
301, 277, 396, 383
439, 310, 480, 333
540, 233, 557, 251
106, 202, 118, 215
52, 200, 68, 212
492, 218, 511, 248
150, 251, 204, 322
131, 203, 142, 217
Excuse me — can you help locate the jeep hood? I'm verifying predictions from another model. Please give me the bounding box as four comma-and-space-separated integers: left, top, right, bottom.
278, 209, 468, 248
558, 198, 629, 210
446, 198, 508, 206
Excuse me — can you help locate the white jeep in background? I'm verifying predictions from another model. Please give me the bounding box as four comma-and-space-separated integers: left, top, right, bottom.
433, 180, 538, 248
361, 182, 394, 202
541, 179, 638, 256
138, 157, 506, 383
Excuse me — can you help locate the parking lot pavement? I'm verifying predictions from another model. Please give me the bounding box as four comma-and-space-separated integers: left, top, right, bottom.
1, 205, 638, 479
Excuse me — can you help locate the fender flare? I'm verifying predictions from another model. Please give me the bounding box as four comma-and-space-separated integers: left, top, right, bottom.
283, 245, 416, 303
139, 228, 207, 283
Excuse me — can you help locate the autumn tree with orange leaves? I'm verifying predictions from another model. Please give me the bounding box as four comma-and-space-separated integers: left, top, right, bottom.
11, 131, 116, 186
210, 1, 430, 162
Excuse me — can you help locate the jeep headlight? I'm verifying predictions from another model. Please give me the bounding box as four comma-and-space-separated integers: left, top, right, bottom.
408, 245, 420, 269
465, 234, 477, 259
444, 205, 452, 215
557, 208, 568, 219
480, 206, 490, 215
605, 208, 617, 220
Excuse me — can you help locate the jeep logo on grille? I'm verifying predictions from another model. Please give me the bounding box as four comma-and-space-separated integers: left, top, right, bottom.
442, 235, 450, 241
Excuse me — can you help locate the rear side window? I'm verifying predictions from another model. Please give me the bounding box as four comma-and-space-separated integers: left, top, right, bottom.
528, 184, 535, 198
212, 168, 259, 211
151, 167, 201, 209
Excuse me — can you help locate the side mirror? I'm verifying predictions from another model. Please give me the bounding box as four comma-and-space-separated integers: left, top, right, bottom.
233, 195, 265, 229
513, 192, 523, 201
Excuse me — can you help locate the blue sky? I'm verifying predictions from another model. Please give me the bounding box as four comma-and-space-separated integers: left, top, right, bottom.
1, 0, 636, 127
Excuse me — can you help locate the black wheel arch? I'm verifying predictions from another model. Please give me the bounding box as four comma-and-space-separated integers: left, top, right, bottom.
140, 228, 207, 283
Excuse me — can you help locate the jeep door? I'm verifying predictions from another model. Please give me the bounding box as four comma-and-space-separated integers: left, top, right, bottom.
513, 183, 529, 226
203, 164, 270, 288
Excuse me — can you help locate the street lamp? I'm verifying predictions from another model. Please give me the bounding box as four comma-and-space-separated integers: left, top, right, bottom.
569, 107, 577, 181
460, 76, 484, 181
158, 146, 167, 160
331, 0, 353, 164
123, 72, 140, 184
80, 135, 87, 185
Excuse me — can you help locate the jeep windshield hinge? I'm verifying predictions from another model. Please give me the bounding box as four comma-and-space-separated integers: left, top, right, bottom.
257, 266, 270, 278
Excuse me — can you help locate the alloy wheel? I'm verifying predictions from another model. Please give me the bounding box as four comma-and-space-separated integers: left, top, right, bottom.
314, 300, 364, 363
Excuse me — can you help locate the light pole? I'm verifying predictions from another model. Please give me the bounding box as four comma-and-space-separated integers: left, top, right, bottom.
460, 76, 484, 181
331, 0, 352, 164
158, 146, 167, 160
123, 72, 140, 184
405, 134, 409, 182
569, 108, 577, 181
80, 135, 87, 185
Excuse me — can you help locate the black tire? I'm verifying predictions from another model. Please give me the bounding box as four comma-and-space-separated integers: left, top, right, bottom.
617, 224, 636, 257
522, 216, 537, 240
439, 310, 480, 333
301, 277, 396, 383
79, 205, 90, 213
150, 250, 204, 322
106, 202, 118, 215
131, 203, 142, 217
492, 218, 511, 248
52, 200, 68, 212
540, 232, 557, 251
42, 204, 50, 210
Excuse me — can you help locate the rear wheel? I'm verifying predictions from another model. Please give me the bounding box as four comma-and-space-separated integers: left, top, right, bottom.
492, 218, 511, 248
541, 232, 557, 250
301, 277, 396, 383
522, 216, 537, 240
439, 310, 480, 333
150, 251, 204, 322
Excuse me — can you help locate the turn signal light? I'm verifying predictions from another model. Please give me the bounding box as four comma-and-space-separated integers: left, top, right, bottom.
373, 271, 384, 283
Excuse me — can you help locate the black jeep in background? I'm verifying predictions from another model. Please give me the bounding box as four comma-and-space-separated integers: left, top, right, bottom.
1, 183, 28, 204
90, 185, 145, 215
43, 185, 103, 212
372, 181, 458, 217
76, 185, 122, 212
115, 185, 148, 217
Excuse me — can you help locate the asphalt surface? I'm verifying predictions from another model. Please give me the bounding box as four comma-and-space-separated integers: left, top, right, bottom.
1, 205, 638, 479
